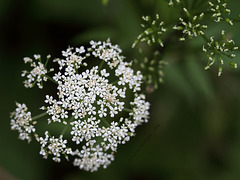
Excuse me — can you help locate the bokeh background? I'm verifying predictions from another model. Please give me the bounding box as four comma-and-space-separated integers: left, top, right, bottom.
1, 0, 240, 179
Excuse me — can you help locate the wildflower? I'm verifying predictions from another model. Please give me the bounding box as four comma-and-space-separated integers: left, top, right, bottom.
72, 146, 114, 172
130, 94, 150, 124
22, 54, 53, 89
134, 49, 168, 90
10, 102, 36, 143
133, 14, 167, 48
173, 9, 207, 41
203, 30, 238, 76
43, 40, 149, 171
208, 0, 233, 25
38, 131, 72, 162
11, 39, 150, 172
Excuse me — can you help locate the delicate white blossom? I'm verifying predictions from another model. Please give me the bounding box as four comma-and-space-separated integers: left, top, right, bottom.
203, 30, 238, 76
133, 14, 167, 48
10, 102, 36, 143
22, 55, 51, 89
173, 9, 207, 41
130, 94, 150, 124
39, 131, 72, 162
208, 0, 233, 25
72, 146, 114, 172
11, 39, 150, 172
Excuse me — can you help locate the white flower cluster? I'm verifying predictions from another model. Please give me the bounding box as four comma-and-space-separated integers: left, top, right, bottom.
173, 9, 207, 41
132, 14, 167, 48
40, 40, 149, 171
38, 131, 72, 162
21, 55, 51, 89
72, 145, 114, 172
11, 39, 150, 172
208, 0, 233, 25
203, 30, 238, 76
70, 117, 138, 171
10, 102, 36, 143
90, 40, 122, 68
130, 94, 150, 124
44, 95, 69, 124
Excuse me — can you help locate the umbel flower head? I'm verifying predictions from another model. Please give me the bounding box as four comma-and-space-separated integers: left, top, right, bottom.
10, 39, 150, 172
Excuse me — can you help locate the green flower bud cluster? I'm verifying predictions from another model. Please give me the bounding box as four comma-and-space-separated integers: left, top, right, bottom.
133, 0, 239, 85
173, 8, 207, 41
134, 49, 168, 90
132, 14, 167, 48
208, 0, 233, 25
203, 30, 238, 76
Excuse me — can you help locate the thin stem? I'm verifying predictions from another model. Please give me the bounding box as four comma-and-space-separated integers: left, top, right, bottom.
201, 34, 209, 42
61, 116, 73, 136
111, 80, 119, 85
61, 126, 68, 136
74, 63, 79, 74
32, 112, 48, 121
99, 60, 105, 71
44, 74, 58, 85
45, 57, 50, 67
123, 108, 132, 113
217, 51, 232, 59
231, 19, 240, 23
102, 117, 110, 126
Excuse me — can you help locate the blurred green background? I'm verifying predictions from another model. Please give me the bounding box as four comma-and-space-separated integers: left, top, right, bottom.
1, 0, 240, 179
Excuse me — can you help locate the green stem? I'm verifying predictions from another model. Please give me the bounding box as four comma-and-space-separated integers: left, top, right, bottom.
44, 74, 58, 85
123, 108, 132, 113
102, 117, 110, 126
32, 112, 48, 121
111, 80, 119, 85
61, 116, 73, 136
45, 57, 50, 67
201, 34, 209, 42
231, 19, 240, 22
218, 51, 232, 59
74, 63, 79, 74
61, 126, 68, 136
99, 60, 105, 71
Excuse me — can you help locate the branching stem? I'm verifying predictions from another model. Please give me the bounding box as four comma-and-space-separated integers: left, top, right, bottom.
32, 112, 48, 121
123, 108, 132, 113
44, 74, 58, 85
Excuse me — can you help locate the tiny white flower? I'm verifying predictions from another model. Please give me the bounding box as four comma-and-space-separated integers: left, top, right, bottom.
10, 102, 36, 143
12, 39, 150, 172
